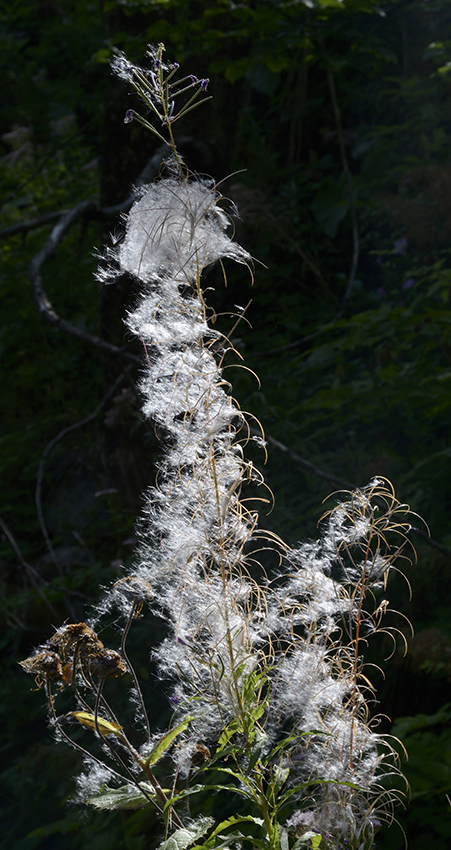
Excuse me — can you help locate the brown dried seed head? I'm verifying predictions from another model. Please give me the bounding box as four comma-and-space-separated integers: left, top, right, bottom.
62, 662, 74, 685
49, 623, 104, 658
88, 649, 128, 679
113, 576, 154, 603
191, 743, 211, 767
19, 650, 63, 686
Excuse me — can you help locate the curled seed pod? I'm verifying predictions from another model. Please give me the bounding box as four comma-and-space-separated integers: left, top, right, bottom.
61, 662, 74, 686
191, 744, 211, 767
88, 649, 128, 679
49, 623, 104, 658
20, 650, 63, 687
71, 711, 124, 737
112, 576, 154, 604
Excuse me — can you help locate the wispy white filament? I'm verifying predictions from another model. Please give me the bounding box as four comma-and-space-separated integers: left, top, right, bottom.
93, 165, 402, 847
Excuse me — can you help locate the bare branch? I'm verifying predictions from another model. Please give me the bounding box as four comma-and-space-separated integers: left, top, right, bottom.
325, 66, 359, 319
27, 200, 140, 361
262, 430, 357, 491
0, 515, 60, 619
36, 370, 132, 571
260, 430, 451, 558
0, 211, 70, 239
24, 144, 189, 360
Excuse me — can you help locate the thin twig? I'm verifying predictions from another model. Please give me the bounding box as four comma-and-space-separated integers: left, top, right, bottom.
0, 106, 103, 210
91, 678, 182, 825
260, 430, 356, 491
325, 66, 359, 318
3, 136, 193, 240
258, 429, 451, 558
45, 679, 134, 787
35, 370, 131, 571
0, 211, 70, 239
120, 603, 152, 744
91, 679, 162, 811
24, 143, 196, 359
410, 525, 451, 558
0, 515, 60, 619
251, 320, 336, 358
265, 207, 338, 307
28, 200, 139, 361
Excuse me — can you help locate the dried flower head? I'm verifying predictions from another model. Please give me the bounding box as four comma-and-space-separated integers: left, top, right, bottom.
49, 623, 104, 658
20, 650, 63, 687
112, 576, 154, 604
190, 743, 211, 767
88, 649, 128, 679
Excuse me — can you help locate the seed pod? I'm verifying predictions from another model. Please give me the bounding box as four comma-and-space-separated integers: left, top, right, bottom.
88, 649, 128, 679
20, 650, 63, 687
71, 711, 123, 737
112, 576, 154, 604
49, 623, 104, 659
191, 743, 211, 767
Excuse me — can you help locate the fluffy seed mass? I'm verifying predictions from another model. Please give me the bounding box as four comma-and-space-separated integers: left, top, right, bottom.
21, 48, 413, 850
91, 161, 408, 846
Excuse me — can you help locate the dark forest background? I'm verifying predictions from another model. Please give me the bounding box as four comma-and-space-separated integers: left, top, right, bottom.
1, 1, 451, 848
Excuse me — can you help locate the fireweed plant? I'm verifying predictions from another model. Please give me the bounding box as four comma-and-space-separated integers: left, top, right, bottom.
22, 45, 418, 850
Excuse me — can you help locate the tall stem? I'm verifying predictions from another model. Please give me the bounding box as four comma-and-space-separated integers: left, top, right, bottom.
349, 536, 372, 770
121, 602, 152, 744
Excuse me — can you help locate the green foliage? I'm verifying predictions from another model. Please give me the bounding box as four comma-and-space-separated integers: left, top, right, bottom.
158, 818, 214, 850
392, 706, 451, 798
374, 707, 451, 850
293, 835, 322, 850
142, 717, 195, 767
87, 783, 167, 811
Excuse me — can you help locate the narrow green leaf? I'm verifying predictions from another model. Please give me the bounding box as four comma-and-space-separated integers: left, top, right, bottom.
267, 735, 297, 761
204, 743, 238, 766
142, 716, 193, 767
292, 831, 322, 850
249, 704, 266, 722
217, 719, 240, 751
213, 766, 247, 783
158, 817, 214, 850
279, 825, 289, 850
130, 114, 167, 143
273, 764, 290, 794
316, 0, 345, 8
190, 816, 265, 850
86, 782, 161, 811
165, 783, 251, 807
279, 776, 360, 808
209, 815, 264, 838
175, 97, 213, 122
248, 728, 268, 772
191, 831, 247, 850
